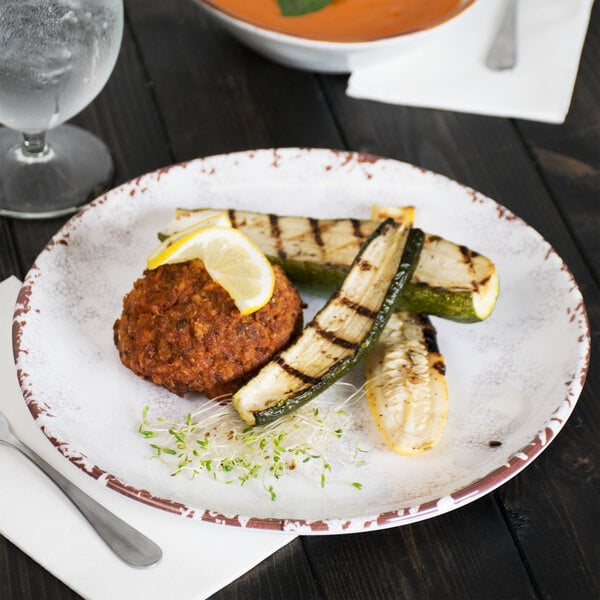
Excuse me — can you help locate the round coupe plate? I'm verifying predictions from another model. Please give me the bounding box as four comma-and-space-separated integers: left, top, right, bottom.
13, 148, 590, 534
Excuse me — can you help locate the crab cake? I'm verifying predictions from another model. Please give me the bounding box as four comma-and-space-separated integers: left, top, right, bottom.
113, 260, 303, 398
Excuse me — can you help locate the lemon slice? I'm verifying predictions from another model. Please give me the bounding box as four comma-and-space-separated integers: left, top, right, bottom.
159, 208, 228, 239
147, 225, 275, 315
147, 213, 232, 270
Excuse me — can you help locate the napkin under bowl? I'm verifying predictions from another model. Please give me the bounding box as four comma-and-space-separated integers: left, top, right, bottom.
347, 0, 594, 123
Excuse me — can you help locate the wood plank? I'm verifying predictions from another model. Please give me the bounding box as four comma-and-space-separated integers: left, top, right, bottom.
210, 538, 320, 600
302, 497, 537, 600
515, 3, 599, 280
125, 0, 344, 160
0, 537, 79, 600
495, 8, 600, 596
0, 221, 21, 280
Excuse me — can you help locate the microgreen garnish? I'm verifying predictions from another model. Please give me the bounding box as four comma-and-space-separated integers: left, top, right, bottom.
138, 383, 368, 500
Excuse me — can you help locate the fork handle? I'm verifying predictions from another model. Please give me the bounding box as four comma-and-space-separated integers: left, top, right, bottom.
6, 437, 162, 567
486, 0, 518, 71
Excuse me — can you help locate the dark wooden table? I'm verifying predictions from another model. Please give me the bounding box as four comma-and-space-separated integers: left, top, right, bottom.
1, 2, 598, 598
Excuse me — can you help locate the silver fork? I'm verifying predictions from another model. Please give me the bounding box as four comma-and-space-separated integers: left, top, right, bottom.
486, 0, 518, 71
0, 408, 162, 568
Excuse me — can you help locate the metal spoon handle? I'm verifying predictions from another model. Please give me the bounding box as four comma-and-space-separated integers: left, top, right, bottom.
486, 0, 518, 71
2, 435, 162, 567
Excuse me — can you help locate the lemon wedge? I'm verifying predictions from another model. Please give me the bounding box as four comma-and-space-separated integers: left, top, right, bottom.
147, 224, 275, 315
158, 208, 229, 239
147, 212, 232, 269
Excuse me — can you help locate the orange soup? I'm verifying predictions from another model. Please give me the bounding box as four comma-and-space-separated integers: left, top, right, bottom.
203, 0, 474, 43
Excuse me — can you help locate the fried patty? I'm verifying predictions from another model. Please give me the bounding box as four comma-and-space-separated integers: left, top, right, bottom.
113, 260, 303, 398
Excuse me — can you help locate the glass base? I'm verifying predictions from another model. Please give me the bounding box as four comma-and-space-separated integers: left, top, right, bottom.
0, 125, 114, 219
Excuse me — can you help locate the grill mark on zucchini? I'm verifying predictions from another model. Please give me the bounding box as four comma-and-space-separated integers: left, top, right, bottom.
268, 213, 286, 259
274, 357, 320, 386
459, 244, 480, 278
310, 321, 360, 350
459, 244, 480, 259
351, 218, 363, 238
309, 217, 325, 247
335, 293, 378, 319
418, 314, 440, 354
433, 360, 446, 375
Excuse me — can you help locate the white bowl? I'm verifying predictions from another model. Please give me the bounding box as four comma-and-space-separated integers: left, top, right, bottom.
195, 0, 477, 73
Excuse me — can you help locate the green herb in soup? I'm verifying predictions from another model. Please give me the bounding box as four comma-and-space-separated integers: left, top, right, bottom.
278, 0, 331, 16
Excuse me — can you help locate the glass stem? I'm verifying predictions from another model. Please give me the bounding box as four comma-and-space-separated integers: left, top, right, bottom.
21, 131, 49, 158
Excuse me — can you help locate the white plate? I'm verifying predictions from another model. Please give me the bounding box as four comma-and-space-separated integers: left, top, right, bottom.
13, 148, 590, 534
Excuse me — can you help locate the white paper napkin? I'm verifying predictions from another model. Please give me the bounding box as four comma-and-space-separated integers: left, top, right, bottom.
0, 276, 295, 600
347, 0, 594, 123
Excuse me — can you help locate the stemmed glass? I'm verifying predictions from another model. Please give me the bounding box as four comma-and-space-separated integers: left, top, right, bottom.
0, 0, 124, 219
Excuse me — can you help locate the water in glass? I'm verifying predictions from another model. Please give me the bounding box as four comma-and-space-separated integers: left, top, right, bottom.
0, 0, 124, 218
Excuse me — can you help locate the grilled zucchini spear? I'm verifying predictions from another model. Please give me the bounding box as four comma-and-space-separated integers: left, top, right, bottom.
160, 208, 499, 323
233, 221, 424, 426
366, 312, 448, 455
